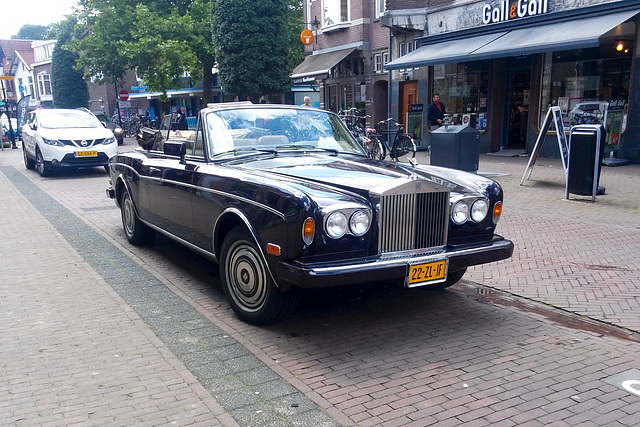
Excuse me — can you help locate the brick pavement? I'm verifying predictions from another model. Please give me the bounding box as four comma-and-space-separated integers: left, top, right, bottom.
0, 168, 235, 426
1, 143, 640, 426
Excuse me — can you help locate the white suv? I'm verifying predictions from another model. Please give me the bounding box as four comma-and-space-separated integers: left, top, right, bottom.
22, 108, 118, 177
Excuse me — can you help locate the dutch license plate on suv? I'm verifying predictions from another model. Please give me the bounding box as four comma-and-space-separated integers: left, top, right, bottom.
407, 259, 448, 287
75, 151, 98, 158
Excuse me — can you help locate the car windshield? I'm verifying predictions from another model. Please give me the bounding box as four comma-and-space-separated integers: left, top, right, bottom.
39, 110, 103, 129
205, 107, 366, 157
94, 113, 111, 123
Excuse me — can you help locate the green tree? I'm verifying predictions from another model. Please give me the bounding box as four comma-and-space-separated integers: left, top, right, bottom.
12, 24, 50, 40
72, 0, 137, 89
51, 46, 90, 108
212, 0, 294, 100
51, 17, 90, 109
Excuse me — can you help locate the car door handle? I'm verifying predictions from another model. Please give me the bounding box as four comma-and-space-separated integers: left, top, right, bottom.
149, 167, 162, 176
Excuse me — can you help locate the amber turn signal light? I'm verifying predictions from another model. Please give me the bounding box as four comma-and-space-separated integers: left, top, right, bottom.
493, 201, 503, 224
302, 217, 315, 245
266, 243, 281, 256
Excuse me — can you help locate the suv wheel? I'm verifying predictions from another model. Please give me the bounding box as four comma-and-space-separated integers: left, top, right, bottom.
35, 148, 51, 177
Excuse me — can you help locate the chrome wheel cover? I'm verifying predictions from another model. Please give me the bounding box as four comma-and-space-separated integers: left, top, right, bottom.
225, 242, 268, 312
122, 195, 136, 237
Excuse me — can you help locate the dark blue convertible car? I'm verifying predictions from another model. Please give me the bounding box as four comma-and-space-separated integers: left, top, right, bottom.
107, 103, 513, 324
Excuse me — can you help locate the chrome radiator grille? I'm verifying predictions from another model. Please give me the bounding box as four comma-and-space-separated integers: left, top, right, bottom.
378, 191, 449, 253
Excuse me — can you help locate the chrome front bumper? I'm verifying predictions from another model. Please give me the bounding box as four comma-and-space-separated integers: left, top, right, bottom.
277, 236, 514, 288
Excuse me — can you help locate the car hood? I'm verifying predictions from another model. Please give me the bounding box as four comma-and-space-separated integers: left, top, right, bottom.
38, 127, 115, 140
233, 153, 493, 197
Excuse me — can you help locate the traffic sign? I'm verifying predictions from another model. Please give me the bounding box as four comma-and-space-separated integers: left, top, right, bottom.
118, 90, 129, 101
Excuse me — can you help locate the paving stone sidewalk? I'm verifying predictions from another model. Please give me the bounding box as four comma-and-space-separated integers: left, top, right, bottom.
449, 152, 640, 334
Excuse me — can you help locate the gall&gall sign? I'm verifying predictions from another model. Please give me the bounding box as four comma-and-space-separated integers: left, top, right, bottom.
482, 0, 549, 24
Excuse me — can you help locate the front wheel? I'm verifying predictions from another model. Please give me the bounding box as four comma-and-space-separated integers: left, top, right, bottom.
35, 149, 51, 177
220, 227, 298, 325
121, 191, 155, 245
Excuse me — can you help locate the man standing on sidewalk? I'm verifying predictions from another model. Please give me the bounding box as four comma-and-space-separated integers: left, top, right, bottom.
427, 93, 446, 128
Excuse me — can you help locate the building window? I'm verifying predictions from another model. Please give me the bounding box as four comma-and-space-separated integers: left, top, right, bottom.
374, 54, 383, 73
540, 38, 632, 129
375, 0, 385, 18
400, 42, 407, 57
322, 0, 349, 27
38, 74, 52, 96
28, 76, 35, 96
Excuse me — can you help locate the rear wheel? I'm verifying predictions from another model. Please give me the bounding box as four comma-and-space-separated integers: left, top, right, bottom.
121, 191, 155, 245
220, 227, 298, 325
391, 135, 416, 163
23, 147, 35, 170
35, 148, 51, 177
368, 136, 386, 160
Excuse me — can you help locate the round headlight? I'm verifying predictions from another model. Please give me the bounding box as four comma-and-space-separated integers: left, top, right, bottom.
470, 199, 489, 222
451, 201, 469, 225
349, 210, 370, 236
114, 127, 123, 134
326, 211, 347, 239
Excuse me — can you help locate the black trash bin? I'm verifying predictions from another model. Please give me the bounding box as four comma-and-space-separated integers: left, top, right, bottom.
430, 124, 479, 173
566, 124, 606, 201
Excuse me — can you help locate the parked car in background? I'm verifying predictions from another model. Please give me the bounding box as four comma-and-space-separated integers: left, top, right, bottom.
107, 103, 514, 325
22, 108, 118, 177
93, 112, 125, 145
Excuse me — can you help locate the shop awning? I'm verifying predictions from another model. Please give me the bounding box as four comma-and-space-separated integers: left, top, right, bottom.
385, 9, 639, 70
385, 32, 507, 70
472, 9, 640, 59
291, 48, 356, 79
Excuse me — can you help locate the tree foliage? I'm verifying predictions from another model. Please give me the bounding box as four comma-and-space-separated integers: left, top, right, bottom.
71, 0, 215, 103
67, 0, 300, 103
51, 46, 90, 108
51, 17, 90, 109
12, 25, 50, 40
212, 0, 295, 100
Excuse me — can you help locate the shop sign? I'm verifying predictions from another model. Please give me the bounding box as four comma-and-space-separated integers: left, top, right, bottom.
408, 104, 423, 112
294, 76, 320, 84
482, 0, 549, 24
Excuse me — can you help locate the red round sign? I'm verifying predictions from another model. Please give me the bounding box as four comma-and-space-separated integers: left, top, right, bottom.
118, 90, 129, 101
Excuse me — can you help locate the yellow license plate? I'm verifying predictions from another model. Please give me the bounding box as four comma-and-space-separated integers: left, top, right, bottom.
75, 151, 98, 158
408, 259, 448, 286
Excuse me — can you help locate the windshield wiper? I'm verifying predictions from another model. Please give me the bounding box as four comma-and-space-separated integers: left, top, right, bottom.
213, 147, 277, 157
275, 145, 338, 155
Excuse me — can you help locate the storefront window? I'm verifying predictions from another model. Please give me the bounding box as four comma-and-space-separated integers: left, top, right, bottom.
430, 62, 490, 129
540, 38, 632, 129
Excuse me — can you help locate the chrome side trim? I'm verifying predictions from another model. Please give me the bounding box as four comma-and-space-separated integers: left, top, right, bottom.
111, 162, 286, 220
139, 218, 218, 262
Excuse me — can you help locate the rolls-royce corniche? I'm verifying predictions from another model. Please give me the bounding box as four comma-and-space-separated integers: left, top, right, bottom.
106, 103, 513, 325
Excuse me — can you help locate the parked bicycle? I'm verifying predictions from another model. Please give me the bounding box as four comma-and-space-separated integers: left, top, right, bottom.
338, 108, 385, 160
367, 118, 416, 162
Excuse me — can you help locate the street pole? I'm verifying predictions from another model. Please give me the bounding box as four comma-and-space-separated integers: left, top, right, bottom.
1, 80, 17, 149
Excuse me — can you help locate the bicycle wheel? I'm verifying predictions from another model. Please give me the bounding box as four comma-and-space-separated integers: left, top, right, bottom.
391, 135, 416, 162
368, 135, 386, 160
